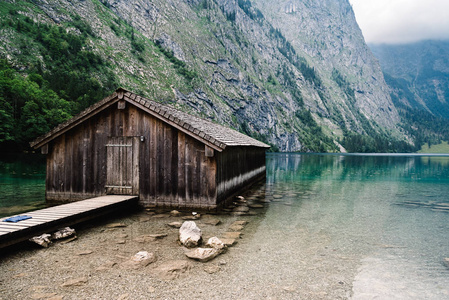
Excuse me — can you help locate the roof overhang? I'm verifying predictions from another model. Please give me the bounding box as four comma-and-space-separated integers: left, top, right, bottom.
30, 88, 228, 152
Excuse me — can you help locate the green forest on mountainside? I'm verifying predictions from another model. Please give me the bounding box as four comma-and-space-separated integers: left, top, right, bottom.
0, 0, 446, 153
0, 1, 335, 153
0, 7, 118, 150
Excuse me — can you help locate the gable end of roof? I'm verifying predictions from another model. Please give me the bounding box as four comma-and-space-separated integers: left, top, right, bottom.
30, 88, 271, 151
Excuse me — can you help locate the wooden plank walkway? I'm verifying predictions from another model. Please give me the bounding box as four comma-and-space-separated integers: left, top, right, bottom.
0, 195, 138, 249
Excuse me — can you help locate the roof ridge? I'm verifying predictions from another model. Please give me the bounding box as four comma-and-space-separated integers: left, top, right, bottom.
123, 90, 269, 149
30, 88, 270, 150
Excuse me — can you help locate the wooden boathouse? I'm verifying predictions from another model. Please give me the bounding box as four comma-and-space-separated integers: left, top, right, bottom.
30, 88, 270, 210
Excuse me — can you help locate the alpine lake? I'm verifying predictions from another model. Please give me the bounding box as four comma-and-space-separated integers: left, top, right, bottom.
1, 152, 449, 299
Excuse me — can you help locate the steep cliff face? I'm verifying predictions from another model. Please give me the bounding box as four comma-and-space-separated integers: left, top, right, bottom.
0, 0, 408, 151
253, 0, 399, 129
371, 40, 449, 119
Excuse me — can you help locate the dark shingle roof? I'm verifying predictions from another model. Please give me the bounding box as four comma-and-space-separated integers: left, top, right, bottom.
31, 88, 270, 151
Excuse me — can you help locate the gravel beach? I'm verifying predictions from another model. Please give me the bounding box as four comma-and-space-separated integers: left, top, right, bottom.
0, 188, 357, 300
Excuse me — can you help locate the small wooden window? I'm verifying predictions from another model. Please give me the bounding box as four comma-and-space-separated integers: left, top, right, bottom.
118, 100, 126, 110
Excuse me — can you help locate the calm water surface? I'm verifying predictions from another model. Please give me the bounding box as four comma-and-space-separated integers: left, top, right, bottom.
1, 153, 449, 298
250, 153, 449, 299
0, 154, 46, 217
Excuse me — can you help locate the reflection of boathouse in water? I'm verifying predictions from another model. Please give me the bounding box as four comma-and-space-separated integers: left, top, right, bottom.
31, 88, 270, 210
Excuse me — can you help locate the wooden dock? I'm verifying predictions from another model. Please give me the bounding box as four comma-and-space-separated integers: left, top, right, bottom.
0, 195, 138, 249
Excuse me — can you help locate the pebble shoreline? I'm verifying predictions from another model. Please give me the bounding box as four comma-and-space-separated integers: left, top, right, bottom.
0, 186, 356, 299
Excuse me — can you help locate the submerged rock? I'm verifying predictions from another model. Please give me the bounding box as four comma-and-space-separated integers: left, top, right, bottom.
222, 232, 242, 239
206, 237, 226, 251
202, 218, 221, 226
167, 222, 182, 228
122, 251, 156, 269
179, 221, 202, 248
106, 223, 127, 228
248, 203, 264, 209
170, 210, 182, 217
61, 277, 88, 287
152, 260, 191, 280
221, 238, 237, 246
228, 224, 244, 232
232, 220, 248, 226
185, 248, 221, 262
233, 206, 249, 213
444, 258, 449, 269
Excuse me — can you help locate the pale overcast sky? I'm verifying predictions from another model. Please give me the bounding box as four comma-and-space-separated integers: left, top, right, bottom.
348, 0, 449, 44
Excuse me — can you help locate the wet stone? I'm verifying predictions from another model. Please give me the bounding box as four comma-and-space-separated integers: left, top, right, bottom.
170, 210, 182, 217
204, 265, 221, 274
106, 223, 127, 228
152, 260, 192, 280
121, 251, 156, 270
233, 206, 249, 213
248, 203, 264, 208
206, 237, 226, 251
221, 238, 237, 246
444, 258, 449, 269
153, 214, 170, 218
167, 222, 182, 228
179, 221, 202, 248
61, 277, 88, 287
228, 224, 244, 232
31, 293, 58, 299
222, 232, 242, 239
185, 247, 221, 262
231, 212, 247, 216
139, 216, 151, 222
149, 233, 168, 239
76, 250, 93, 256
134, 235, 156, 243
232, 220, 248, 226
202, 218, 221, 226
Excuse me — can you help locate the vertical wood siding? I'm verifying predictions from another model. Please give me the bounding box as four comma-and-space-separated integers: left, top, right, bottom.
45, 103, 218, 209
215, 147, 266, 206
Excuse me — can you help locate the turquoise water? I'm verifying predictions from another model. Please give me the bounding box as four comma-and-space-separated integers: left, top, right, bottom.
0, 154, 46, 217
1, 153, 449, 298
249, 153, 449, 299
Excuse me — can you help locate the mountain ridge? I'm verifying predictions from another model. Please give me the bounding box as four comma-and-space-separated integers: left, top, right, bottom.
0, 0, 414, 152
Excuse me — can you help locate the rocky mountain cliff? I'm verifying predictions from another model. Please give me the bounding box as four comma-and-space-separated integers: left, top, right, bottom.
370, 40, 449, 119
0, 0, 410, 152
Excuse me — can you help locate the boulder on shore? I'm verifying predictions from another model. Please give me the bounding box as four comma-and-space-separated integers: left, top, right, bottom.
52, 227, 76, 240
29, 233, 52, 248
179, 221, 202, 248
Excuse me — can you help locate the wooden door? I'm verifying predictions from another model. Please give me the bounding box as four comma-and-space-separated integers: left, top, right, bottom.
105, 137, 139, 195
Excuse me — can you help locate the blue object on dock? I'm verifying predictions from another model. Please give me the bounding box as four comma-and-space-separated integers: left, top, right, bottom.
3, 215, 32, 223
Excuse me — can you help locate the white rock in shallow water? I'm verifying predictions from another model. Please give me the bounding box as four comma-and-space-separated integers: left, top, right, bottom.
122, 251, 156, 269
444, 258, 449, 269
206, 237, 226, 251
179, 221, 202, 248
185, 248, 221, 262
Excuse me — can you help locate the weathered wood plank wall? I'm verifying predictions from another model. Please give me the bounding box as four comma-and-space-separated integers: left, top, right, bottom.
215, 146, 266, 205
45, 103, 218, 209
